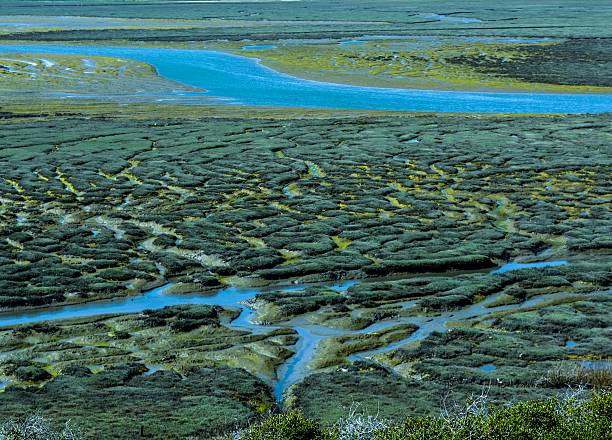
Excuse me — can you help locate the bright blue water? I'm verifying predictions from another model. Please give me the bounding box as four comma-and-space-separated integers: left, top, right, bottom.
480, 363, 497, 372
0, 281, 357, 328
1, 44, 612, 113
491, 260, 568, 274
0, 284, 255, 327
565, 340, 577, 348
241, 44, 276, 50
278, 280, 358, 293
339, 40, 369, 45
0, 278, 597, 401
143, 365, 161, 376
273, 325, 340, 401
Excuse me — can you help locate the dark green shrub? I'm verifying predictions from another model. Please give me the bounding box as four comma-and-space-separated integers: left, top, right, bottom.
236, 412, 328, 440
13, 366, 52, 382
235, 394, 611, 440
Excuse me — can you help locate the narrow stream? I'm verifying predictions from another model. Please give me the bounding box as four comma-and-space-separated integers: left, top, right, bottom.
0, 259, 587, 402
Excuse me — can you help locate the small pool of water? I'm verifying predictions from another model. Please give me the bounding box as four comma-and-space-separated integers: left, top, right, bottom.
565, 340, 577, 348
278, 280, 358, 294
143, 365, 162, 376
491, 260, 568, 274
480, 363, 497, 372
0, 379, 11, 390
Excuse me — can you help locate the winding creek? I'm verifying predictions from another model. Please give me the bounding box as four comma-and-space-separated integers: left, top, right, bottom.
1, 44, 612, 113
0, 259, 583, 401
0, 41, 603, 400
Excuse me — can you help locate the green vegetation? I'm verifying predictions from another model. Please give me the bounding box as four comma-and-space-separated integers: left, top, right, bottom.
3, 392, 610, 439
0, 302, 295, 387
285, 293, 611, 422
0, 113, 609, 310
0, 2, 610, 438
231, 38, 612, 93
0, 365, 272, 439
0, 107, 609, 437
235, 393, 612, 440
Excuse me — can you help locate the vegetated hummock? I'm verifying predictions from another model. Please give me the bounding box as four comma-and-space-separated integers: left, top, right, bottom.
0, 0, 611, 438
0, 114, 610, 308
0, 110, 610, 438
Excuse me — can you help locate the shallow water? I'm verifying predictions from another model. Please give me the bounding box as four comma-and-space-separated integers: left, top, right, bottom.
492, 260, 568, 274
480, 363, 497, 372
0, 284, 258, 327
143, 365, 162, 376
0, 270, 597, 401
338, 40, 369, 45
241, 44, 277, 50
1, 44, 611, 113
347, 290, 578, 363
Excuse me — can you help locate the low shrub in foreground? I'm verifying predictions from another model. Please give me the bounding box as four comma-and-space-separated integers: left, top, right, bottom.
2, 393, 610, 439
0, 415, 82, 440
233, 411, 330, 440
235, 392, 611, 440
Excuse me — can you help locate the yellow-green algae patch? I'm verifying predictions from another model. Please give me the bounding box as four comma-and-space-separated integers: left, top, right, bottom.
228, 38, 612, 94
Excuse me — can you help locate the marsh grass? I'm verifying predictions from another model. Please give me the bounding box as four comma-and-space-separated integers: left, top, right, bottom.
541, 363, 612, 389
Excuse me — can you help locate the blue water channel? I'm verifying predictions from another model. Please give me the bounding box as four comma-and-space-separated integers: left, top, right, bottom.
0, 262, 593, 401
1, 44, 612, 113
492, 260, 568, 274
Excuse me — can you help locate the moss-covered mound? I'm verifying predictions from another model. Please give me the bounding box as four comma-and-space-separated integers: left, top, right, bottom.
0, 365, 272, 439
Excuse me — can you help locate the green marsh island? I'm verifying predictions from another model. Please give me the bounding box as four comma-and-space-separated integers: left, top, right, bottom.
0, 1, 610, 439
